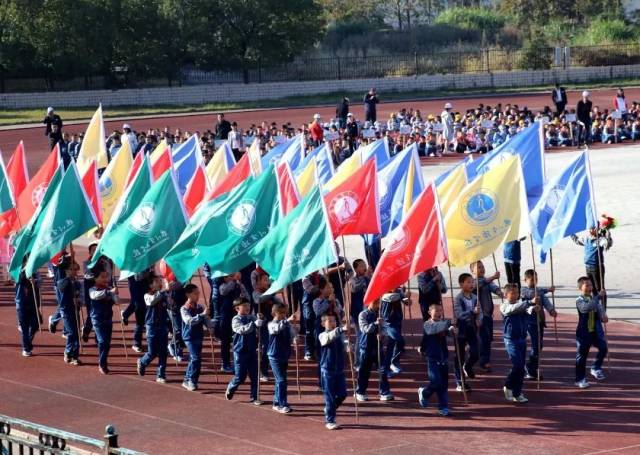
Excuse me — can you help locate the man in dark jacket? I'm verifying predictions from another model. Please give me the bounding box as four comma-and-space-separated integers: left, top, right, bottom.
215, 113, 232, 140
363, 88, 379, 123
551, 83, 568, 117
576, 91, 593, 146
336, 97, 349, 128
43, 107, 63, 151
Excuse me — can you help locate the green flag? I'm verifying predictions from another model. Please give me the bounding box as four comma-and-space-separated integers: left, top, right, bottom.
24, 162, 98, 276
9, 166, 64, 280
164, 165, 278, 283
0, 153, 14, 213
93, 169, 187, 274
250, 186, 337, 295
89, 156, 152, 268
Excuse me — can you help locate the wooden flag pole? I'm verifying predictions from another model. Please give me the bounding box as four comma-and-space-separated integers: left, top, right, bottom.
491, 253, 505, 304
447, 261, 468, 404
197, 270, 218, 383
340, 236, 359, 422
112, 277, 129, 359
282, 289, 302, 400
594, 238, 611, 373
530, 238, 542, 391
549, 249, 559, 344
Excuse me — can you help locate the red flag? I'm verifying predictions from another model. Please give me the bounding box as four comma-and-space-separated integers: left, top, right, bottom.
126, 151, 144, 188
206, 152, 251, 201
364, 183, 447, 304
12, 146, 61, 231
81, 160, 103, 225
0, 141, 30, 236
158, 259, 176, 282
276, 162, 300, 216
151, 147, 172, 181
323, 158, 380, 238
183, 164, 209, 218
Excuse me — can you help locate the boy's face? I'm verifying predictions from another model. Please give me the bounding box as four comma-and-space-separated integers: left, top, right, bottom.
322, 315, 337, 331
369, 299, 380, 312
580, 280, 593, 295
505, 288, 519, 302
429, 305, 443, 321
472, 261, 485, 277
322, 283, 333, 298
151, 278, 163, 292
524, 274, 537, 287
94, 272, 108, 287
236, 303, 251, 316
461, 277, 474, 292
355, 262, 366, 275
187, 289, 200, 302
258, 274, 269, 291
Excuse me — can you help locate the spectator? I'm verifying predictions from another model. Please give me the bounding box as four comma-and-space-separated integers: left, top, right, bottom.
43, 107, 63, 151
345, 113, 358, 156
122, 124, 138, 151
109, 134, 122, 160
576, 91, 593, 147
215, 113, 232, 140
228, 122, 244, 161
68, 133, 82, 161
336, 97, 349, 129
363, 88, 378, 123
551, 83, 567, 117
613, 88, 628, 122
59, 132, 72, 169
309, 114, 324, 146
441, 103, 454, 153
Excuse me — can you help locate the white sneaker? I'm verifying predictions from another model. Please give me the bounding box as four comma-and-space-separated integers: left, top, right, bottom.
279, 406, 292, 414
132, 345, 142, 353
379, 393, 395, 401
590, 369, 606, 381
355, 393, 368, 402
390, 364, 402, 374
272, 405, 281, 412
22, 350, 32, 357
575, 379, 590, 389
513, 394, 528, 403
303, 354, 312, 361
503, 386, 514, 401
259, 375, 269, 383
325, 422, 340, 430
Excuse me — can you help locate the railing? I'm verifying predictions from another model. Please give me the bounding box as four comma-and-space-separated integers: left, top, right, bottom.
0, 414, 144, 455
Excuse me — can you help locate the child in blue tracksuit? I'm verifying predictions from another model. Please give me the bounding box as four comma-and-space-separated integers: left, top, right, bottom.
575, 277, 608, 388
319, 313, 348, 430
89, 269, 118, 374
453, 273, 480, 391
417, 267, 447, 322
49, 254, 69, 336
216, 273, 248, 373
181, 284, 213, 391
520, 269, 557, 381
501, 283, 536, 403
268, 303, 296, 413
471, 260, 503, 372
301, 272, 322, 360
571, 229, 612, 306
503, 240, 522, 290
167, 279, 186, 361
355, 299, 393, 402
418, 303, 456, 416
56, 256, 82, 365
123, 268, 152, 352
225, 298, 264, 404
349, 259, 371, 359
15, 255, 41, 357
253, 271, 282, 381
137, 275, 170, 383
381, 290, 411, 376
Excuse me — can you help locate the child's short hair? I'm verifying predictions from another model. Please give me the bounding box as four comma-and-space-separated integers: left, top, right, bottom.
523, 269, 537, 279
469, 260, 482, 272
271, 303, 286, 316
352, 258, 365, 270
184, 284, 198, 295
317, 276, 329, 290
503, 283, 519, 294
321, 313, 336, 324
458, 273, 473, 285
58, 255, 72, 272
233, 297, 250, 307
577, 276, 591, 288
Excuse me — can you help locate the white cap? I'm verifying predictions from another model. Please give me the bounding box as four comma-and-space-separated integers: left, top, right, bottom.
47, 107, 54, 113
313, 113, 321, 119
582, 91, 590, 97
347, 112, 353, 117
122, 123, 131, 130
444, 102, 452, 109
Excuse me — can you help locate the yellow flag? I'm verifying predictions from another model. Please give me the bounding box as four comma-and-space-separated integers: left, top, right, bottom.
77, 104, 108, 172
436, 164, 467, 218
296, 158, 317, 198
324, 150, 362, 191
98, 139, 133, 225
149, 139, 169, 164
247, 139, 262, 176
444, 155, 529, 266
206, 142, 233, 188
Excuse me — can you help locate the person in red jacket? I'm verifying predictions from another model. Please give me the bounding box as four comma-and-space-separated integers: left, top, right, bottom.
309, 114, 324, 146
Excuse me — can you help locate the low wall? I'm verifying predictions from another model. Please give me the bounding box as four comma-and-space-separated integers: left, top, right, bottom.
2, 64, 640, 109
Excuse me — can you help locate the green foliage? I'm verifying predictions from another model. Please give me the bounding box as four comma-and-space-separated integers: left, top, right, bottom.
517, 33, 552, 70
573, 18, 637, 46
435, 7, 509, 39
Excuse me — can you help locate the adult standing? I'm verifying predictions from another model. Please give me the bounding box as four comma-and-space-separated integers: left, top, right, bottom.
576, 91, 593, 147
228, 122, 244, 161
309, 114, 324, 147
363, 88, 379, 123
551, 83, 568, 117
613, 87, 628, 122
345, 113, 358, 156
336, 97, 349, 129
122, 123, 138, 151
215, 113, 232, 140
43, 107, 63, 151
441, 103, 454, 153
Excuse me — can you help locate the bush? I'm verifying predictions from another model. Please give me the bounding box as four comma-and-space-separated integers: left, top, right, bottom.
435, 7, 510, 41
517, 35, 552, 70
573, 18, 637, 46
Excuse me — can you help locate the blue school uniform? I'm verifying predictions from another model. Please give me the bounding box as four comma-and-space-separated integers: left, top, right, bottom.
575, 294, 608, 381
319, 327, 348, 424
57, 276, 81, 360
501, 299, 533, 397
453, 292, 479, 386
50, 262, 68, 335
356, 308, 390, 396
301, 273, 321, 357
267, 319, 295, 408
226, 314, 261, 400
139, 292, 170, 379
124, 271, 150, 348
419, 319, 452, 410
474, 277, 501, 367
181, 302, 212, 386
417, 270, 447, 321
216, 280, 248, 370
380, 292, 406, 371
168, 282, 187, 359
520, 286, 555, 376
89, 286, 117, 369
15, 272, 40, 353
253, 290, 280, 377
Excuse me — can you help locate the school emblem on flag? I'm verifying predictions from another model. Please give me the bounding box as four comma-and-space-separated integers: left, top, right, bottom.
227, 200, 256, 235
387, 225, 410, 253
31, 183, 48, 207
100, 176, 114, 199
329, 191, 359, 224
543, 185, 565, 215
462, 190, 499, 225
128, 202, 156, 236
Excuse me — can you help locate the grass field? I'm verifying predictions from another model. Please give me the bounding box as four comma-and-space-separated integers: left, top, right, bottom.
2, 77, 640, 126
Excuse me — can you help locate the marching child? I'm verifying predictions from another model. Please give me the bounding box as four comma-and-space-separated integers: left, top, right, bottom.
167, 279, 187, 361
575, 277, 608, 388
253, 270, 282, 382
471, 260, 503, 372
123, 268, 152, 353
356, 298, 393, 402
319, 313, 348, 430
89, 269, 118, 374
216, 273, 249, 373
267, 303, 296, 413
225, 297, 264, 404
453, 273, 480, 391
137, 275, 170, 383
181, 284, 214, 391
501, 283, 537, 403
380, 290, 411, 376
349, 259, 371, 357
520, 269, 557, 380
56, 256, 82, 365
418, 303, 456, 416
301, 272, 322, 360
417, 266, 447, 322
15, 254, 41, 357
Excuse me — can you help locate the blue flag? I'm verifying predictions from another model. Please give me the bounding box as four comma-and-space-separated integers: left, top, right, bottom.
172, 134, 204, 195
296, 143, 335, 186
261, 134, 304, 172
529, 152, 597, 263
466, 122, 545, 209
358, 137, 390, 169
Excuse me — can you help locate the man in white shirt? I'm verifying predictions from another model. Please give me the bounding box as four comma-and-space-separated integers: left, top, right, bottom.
227, 122, 244, 161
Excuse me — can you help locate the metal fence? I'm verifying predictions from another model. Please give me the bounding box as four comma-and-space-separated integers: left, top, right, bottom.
4, 44, 640, 92
0, 414, 143, 454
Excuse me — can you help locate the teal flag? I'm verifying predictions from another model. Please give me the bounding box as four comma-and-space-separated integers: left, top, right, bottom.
9, 167, 64, 280
164, 165, 279, 283
0, 153, 14, 213
250, 186, 337, 295
89, 157, 152, 268
24, 163, 98, 276
93, 170, 187, 274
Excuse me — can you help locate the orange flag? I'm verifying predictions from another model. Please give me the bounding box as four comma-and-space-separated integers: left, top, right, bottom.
0, 141, 30, 236
81, 160, 103, 225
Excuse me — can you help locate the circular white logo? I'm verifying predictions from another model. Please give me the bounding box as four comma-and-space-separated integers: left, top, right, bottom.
543, 185, 565, 215
128, 202, 156, 236
227, 200, 256, 235
387, 225, 410, 253
330, 191, 359, 224
462, 189, 498, 226
100, 176, 114, 199
31, 183, 48, 208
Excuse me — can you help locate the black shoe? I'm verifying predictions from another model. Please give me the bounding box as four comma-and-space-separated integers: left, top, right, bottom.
136, 359, 145, 376
48, 316, 56, 334
463, 365, 476, 379
81, 326, 90, 343
225, 388, 234, 400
